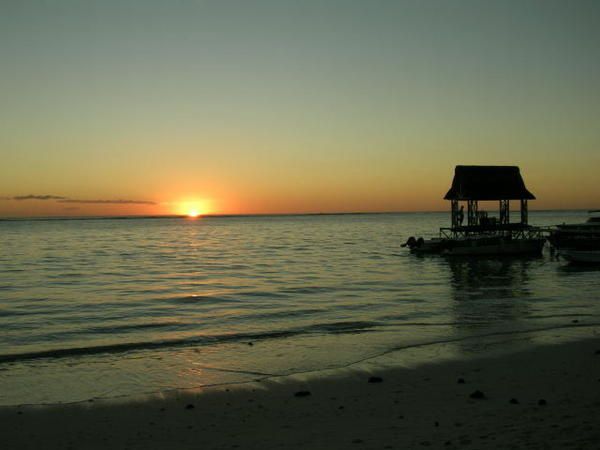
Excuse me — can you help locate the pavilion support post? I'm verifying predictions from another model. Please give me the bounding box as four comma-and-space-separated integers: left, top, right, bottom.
521, 199, 528, 225
451, 200, 458, 228
467, 200, 478, 226
499, 199, 510, 225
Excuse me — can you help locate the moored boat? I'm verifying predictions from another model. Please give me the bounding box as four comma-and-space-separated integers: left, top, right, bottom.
548, 211, 600, 263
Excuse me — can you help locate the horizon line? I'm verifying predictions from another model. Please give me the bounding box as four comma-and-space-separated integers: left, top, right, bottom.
0, 208, 594, 222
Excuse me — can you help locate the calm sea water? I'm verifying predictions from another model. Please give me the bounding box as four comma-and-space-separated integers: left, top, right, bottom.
1, 211, 599, 405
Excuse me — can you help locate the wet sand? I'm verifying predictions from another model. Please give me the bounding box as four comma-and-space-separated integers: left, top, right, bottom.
3, 337, 600, 449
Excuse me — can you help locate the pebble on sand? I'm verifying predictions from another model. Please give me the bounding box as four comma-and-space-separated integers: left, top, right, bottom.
469, 390, 486, 399
294, 391, 311, 397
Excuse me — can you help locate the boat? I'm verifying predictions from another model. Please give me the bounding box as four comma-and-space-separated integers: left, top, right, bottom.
403, 165, 547, 256
548, 211, 600, 263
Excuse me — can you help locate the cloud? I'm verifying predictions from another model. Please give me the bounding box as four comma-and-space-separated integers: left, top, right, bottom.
58, 199, 156, 205
1, 194, 155, 205
13, 195, 67, 201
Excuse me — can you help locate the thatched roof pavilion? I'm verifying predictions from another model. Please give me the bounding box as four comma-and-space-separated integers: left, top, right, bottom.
444, 165, 535, 229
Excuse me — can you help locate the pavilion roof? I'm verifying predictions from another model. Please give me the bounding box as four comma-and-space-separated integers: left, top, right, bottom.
444, 165, 536, 201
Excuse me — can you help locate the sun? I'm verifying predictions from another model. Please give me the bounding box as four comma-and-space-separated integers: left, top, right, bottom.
176, 199, 212, 217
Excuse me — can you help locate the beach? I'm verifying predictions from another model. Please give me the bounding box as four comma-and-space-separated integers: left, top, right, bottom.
3, 336, 599, 450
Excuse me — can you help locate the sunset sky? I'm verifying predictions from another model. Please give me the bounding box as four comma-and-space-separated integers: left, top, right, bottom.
1, 0, 599, 217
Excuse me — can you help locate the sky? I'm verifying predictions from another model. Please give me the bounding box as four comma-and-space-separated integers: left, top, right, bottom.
1, 0, 599, 217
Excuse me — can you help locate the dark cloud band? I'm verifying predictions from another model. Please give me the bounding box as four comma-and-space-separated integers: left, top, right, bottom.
13, 195, 67, 201
1, 195, 155, 205
58, 199, 156, 205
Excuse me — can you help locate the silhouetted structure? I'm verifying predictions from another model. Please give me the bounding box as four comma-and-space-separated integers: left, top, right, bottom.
444, 165, 535, 230
403, 165, 546, 255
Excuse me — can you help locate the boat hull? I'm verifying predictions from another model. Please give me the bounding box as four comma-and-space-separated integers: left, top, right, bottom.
443, 238, 545, 256
559, 249, 600, 264
410, 238, 545, 256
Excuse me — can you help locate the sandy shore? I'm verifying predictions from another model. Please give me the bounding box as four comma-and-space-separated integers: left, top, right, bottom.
2, 337, 600, 450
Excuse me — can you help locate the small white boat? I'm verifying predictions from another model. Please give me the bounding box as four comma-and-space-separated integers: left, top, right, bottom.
549, 211, 600, 264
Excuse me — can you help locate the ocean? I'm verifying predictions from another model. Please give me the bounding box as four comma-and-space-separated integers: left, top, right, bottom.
1, 211, 599, 406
